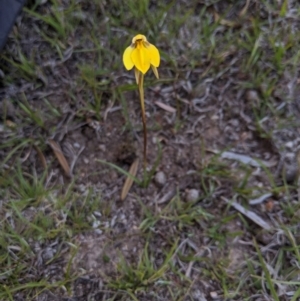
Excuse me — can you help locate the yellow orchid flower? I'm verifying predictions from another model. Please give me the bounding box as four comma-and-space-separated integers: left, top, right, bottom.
122, 34, 160, 168
123, 34, 160, 80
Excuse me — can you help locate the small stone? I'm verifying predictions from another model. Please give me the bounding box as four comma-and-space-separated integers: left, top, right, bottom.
210, 292, 218, 299
211, 114, 219, 120
185, 189, 199, 202
73, 142, 81, 149
284, 165, 298, 183
154, 171, 167, 186
94, 229, 103, 235
83, 157, 89, 164
119, 213, 126, 221
285, 141, 294, 149
93, 211, 102, 218
256, 232, 273, 245
152, 136, 159, 144
246, 89, 259, 102
99, 144, 106, 152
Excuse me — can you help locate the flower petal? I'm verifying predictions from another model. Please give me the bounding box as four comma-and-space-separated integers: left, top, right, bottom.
147, 43, 160, 67
131, 47, 151, 74
123, 46, 134, 70
151, 65, 159, 79
134, 68, 140, 85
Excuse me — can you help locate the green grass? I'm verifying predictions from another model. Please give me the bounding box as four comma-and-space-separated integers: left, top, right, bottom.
108, 240, 178, 291
1, 0, 300, 300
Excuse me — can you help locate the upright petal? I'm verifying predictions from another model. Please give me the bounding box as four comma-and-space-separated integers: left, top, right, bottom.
147, 43, 160, 67
123, 46, 134, 70
132, 34, 147, 43
131, 47, 151, 74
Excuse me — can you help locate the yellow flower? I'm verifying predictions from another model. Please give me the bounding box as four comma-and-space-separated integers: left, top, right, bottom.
123, 34, 160, 78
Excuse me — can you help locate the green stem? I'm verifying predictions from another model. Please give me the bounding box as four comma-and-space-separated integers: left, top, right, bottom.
138, 71, 147, 169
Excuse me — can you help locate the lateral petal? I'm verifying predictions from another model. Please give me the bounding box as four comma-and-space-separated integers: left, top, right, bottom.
123, 46, 134, 70
147, 43, 160, 67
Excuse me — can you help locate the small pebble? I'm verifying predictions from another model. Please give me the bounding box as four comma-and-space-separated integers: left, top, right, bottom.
246, 89, 259, 102
155, 171, 167, 186
93, 211, 102, 218
211, 114, 219, 120
94, 229, 103, 235
99, 144, 106, 152
285, 141, 294, 149
185, 189, 199, 202
73, 142, 81, 149
256, 232, 273, 245
119, 213, 126, 221
83, 157, 89, 164
152, 136, 159, 144
284, 165, 298, 183
209, 292, 218, 299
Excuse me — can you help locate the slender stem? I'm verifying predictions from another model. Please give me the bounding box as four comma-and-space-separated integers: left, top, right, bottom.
138, 71, 147, 168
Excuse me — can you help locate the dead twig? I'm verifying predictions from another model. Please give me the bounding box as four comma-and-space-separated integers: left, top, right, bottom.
48, 139, 71, 177
121, 158, 139, 201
